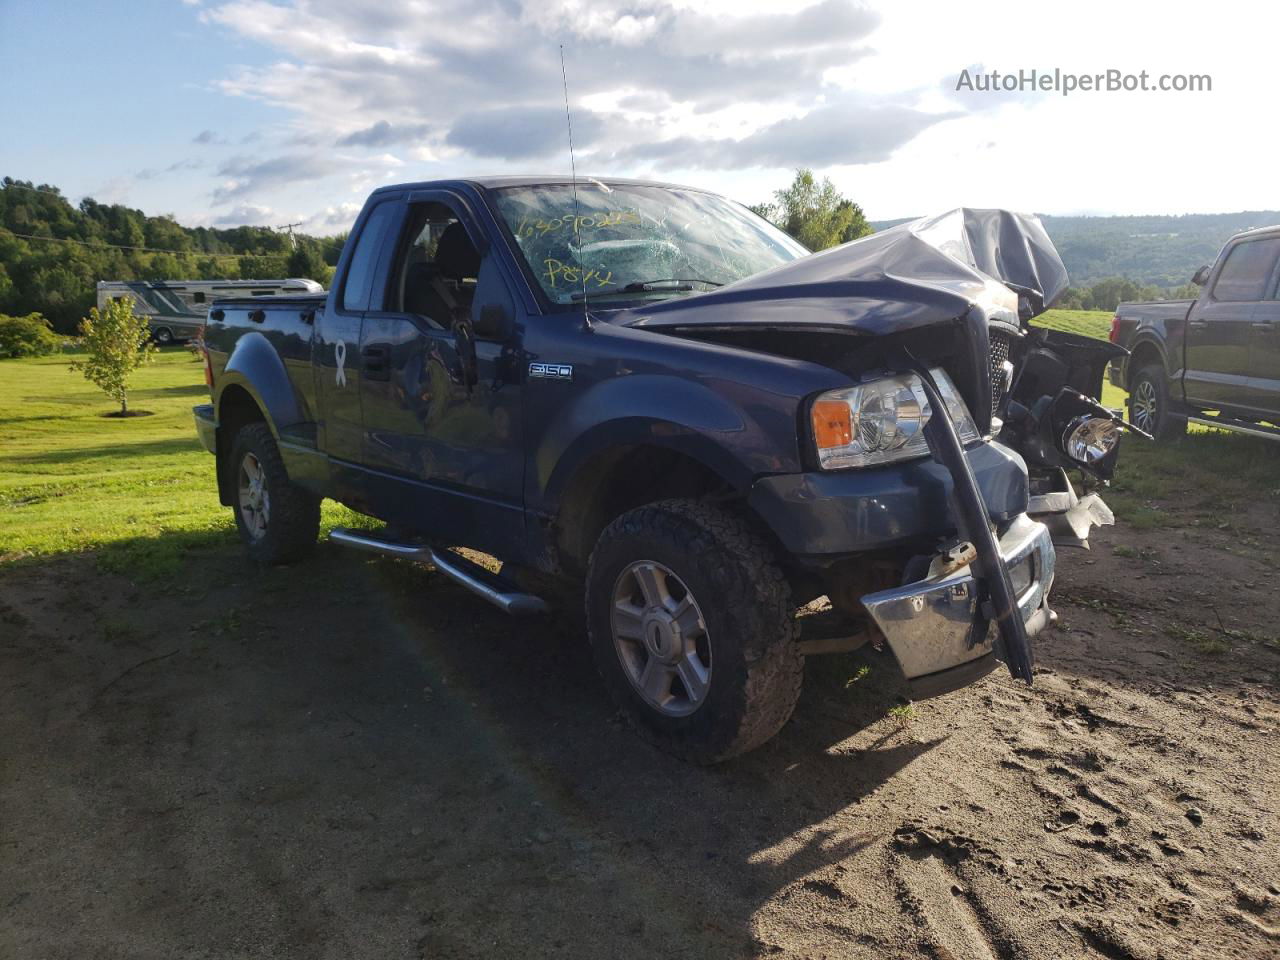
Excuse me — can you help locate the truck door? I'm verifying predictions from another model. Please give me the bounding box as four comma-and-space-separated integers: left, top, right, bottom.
1184, 236, 1280, 413
1250, 249, 1280, 418
357, 193, 525, 557
313, 199, 398, 464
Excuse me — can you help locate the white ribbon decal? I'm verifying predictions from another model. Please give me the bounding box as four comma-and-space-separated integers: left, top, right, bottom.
334, 340, 347, 387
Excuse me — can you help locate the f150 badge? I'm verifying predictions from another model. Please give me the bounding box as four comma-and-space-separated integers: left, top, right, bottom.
529, 362, 573, 381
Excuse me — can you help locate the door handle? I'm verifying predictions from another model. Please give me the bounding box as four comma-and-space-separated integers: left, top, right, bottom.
1252, 321, 1277, 330
1187, 320, 1208, 329
362, 344, 391, 381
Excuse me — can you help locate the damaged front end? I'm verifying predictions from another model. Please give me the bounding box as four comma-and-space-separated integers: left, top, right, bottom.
615, 208, 1144, 693
996, 327, 1149, 547
858, 364, 1051, 693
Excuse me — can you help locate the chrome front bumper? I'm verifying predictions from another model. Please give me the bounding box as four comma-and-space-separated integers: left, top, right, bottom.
860, 515, 1056, 697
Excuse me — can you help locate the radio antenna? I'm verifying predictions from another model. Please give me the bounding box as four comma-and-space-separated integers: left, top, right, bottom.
559, 44, 592, 330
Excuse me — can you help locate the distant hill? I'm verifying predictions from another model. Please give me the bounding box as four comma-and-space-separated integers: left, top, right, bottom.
870, 212, 1280, 288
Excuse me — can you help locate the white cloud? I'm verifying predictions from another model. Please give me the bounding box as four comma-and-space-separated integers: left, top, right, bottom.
175, 0, 1280, 226
197, 0, 939, 186
212, 203, 276, 226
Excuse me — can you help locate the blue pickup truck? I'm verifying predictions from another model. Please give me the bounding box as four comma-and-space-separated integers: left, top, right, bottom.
193, 177, 1135, 762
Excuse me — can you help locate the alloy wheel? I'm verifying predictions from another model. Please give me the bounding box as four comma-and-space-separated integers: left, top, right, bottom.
610, 560, 712, 717
237, 452, 270, 541
1132, 379, 1158, 434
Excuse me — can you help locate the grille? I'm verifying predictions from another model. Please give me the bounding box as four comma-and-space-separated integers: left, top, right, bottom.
989, 331, 1013, 418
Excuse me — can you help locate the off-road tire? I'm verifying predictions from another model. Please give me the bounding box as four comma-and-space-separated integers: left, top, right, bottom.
1129, 363, 1186, 440
229, 422, 320, 565
585, 499, 803, 764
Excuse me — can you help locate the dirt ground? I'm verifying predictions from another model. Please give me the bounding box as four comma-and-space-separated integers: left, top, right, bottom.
2, 507, 1279, 960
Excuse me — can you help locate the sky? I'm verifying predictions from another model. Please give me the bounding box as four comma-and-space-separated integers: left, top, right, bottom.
1, 0, 1276, 235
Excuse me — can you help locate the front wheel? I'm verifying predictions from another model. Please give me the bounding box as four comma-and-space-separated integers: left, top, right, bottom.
585, 499, 803, 764
1129, 363, 1186, 440
152, 327, 173, 345
229, 422, 320, 565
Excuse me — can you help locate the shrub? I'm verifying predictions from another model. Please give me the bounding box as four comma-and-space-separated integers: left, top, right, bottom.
70, 298, 156, 414
0, 312, 62, 358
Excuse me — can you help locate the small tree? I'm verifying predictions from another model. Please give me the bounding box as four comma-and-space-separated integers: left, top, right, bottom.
71, 297, 156, 415
759, 169, 873, 251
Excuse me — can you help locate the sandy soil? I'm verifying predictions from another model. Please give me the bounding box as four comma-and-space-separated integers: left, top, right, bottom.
2, 510, 1278, 960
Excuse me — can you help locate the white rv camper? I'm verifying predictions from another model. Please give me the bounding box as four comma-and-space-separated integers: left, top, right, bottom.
95, 278, 325, 343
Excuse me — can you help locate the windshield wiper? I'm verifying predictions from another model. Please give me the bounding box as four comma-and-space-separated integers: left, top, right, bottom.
569, 278, 723, 301
623, 278, 724, 291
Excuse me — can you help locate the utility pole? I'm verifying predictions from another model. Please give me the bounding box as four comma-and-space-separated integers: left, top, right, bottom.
280, 221, 303, 250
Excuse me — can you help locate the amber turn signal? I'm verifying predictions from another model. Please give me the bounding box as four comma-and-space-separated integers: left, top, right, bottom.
811, 399, 852, 450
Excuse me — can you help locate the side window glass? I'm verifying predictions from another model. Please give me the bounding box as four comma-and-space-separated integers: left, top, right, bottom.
1212, 238, 1280, 302
193, 292, 206, 304
342, 202, 396, 312
391, 202, 482, 328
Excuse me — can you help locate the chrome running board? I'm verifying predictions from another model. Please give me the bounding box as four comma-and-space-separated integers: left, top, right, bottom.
328, 528, 548, 616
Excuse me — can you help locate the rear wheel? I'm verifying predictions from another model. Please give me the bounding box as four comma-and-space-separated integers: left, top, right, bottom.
152, 327, 173, 345
1129, 363, 1186, 440
229, 423, 320, 565
585, 499, 803, 763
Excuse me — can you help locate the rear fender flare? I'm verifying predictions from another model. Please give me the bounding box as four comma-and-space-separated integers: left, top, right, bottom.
215, 331, 305, 437
1125, 334, 1171, 382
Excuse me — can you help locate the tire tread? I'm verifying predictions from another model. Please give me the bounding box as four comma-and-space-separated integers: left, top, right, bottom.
230, 422, 320, 565
585, 498, 803, 763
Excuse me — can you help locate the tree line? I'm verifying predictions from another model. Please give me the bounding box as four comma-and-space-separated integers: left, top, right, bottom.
0, 178, 342, 333
1053, 276, 1200, 312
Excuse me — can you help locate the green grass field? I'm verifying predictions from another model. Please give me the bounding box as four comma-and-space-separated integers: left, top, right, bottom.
2, 313, 1276, 578
0, 347, 361, 576
1033, 308, 1114, 342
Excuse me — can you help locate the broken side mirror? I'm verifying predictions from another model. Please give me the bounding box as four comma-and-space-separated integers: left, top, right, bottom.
474, 304, 514, 342
1192, 264, 1211, 286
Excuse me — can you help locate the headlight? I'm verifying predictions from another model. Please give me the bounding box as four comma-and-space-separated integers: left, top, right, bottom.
810, 370, 980, 470
1061, 415, 1121, 465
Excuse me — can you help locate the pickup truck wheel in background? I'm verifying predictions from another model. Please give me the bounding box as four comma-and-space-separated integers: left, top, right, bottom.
585, 499, 803, 764
229, 422, 320, 565
152, 327, 173, 345
1129, 363, 1187, 440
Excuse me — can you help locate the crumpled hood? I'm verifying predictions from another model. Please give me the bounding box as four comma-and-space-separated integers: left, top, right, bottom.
609, 208, 1068, 334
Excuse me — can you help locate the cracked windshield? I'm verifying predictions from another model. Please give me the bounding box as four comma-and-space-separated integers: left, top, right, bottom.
493, 182, 808, 305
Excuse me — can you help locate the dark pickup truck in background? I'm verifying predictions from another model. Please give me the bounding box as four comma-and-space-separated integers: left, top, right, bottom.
1110, 225, 1280, 440
193, 177, 1137, 762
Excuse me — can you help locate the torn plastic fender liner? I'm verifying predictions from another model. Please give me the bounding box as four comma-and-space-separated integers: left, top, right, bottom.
913, 364, 1035, 684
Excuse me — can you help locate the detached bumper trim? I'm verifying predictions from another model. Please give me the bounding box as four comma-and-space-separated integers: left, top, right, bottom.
860, 515, 1055, 686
